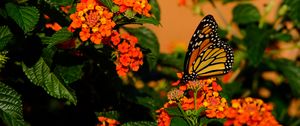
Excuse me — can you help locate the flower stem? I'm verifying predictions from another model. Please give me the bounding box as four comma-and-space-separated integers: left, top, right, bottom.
178, 103, 193, 126
194, 91, 197, 110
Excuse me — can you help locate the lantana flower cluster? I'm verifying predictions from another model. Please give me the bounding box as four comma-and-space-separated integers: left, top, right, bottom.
157, 77, 228, 126
224, 97, 281, 126
65, 0, 148, 76
157, 73, 281, 126
110, 31, 143, 76
69, 0, 115, 44
113, 0, 152, 17
180, 78, 228, 118
97, 116, 120, 126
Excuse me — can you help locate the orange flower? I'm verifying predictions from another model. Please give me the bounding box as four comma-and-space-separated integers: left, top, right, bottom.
224, 97, 281, 126
79, 28, 91, 41
110, 31, 143, 76
118, 41, 130, 53
69, 0, 115, 44
45, 22, 62, 31
116, 64, 129, 76
97, 116, 120, 126
113, 0, 152, 17
156, 102, 176, 126
157, 109, 171, 126
111, 31, 121, 46
119, 54, 131, 66
60, 5, 71, 14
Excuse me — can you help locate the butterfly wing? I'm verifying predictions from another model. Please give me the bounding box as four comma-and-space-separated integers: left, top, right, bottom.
192, 41, 234, 77
182, 15, 234, 82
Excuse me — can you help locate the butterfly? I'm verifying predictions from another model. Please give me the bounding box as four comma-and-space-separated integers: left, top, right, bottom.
181, 15, 234, 83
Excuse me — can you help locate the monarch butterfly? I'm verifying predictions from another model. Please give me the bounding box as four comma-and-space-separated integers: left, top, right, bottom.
181, 15, 234, 83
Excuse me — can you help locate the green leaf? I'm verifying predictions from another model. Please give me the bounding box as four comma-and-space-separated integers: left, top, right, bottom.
5, 3, 39, 33
124, 27, 159, 70
271, 33, 292, 41
136, 97, 158, 110
46, 0, 74, 6
232, 3, 261, 24
170, 117, 189, 126
134, 16, 160, 25
244, 25, 271, 66
165, 106, 182, 116
97, 111, 120, 120
41, 46, 57, 66
284, 0, 300, 23
149, 0, 160, 21
100, 0, 114, 10
22, 58, 77, 105
0, 82, 26, 126
54, 65, 83, 85
0, 26, 13, 50
41, 28, 73, 48
122, 121, 156, 126
273, 59, 300, 96
158, 52, 185, 70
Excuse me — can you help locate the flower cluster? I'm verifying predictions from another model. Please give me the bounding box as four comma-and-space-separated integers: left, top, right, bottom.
110, 31, 143, 76
97, 116, 120, 126
167, 89, 184, 101
180, 78, 228, 118
156, 102, 176, 126
113, 0, 152, 17
69, 0, 116, 44
224, 97, 281, 126
157, 73, 281, 126
157, 77, 228, 126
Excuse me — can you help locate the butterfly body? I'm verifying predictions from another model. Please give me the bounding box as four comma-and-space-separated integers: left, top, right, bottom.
181, 15, 234, 83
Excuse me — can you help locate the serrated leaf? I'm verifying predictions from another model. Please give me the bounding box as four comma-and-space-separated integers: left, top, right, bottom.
232, 3, 260, 24
122, 121, 157, 126
124, 27, 159, 70
170, 117, 189, 126
54, 65, 83, 85
5, 3, 39, 33
0, 82, 26, 126
41, 28, 73, 48
100, 0, 114, 10
0, 26, 13, 50
134, 16, 160, 25
41, 46, 57, 66
22, 58, 77, 105
149, 0, 160, 21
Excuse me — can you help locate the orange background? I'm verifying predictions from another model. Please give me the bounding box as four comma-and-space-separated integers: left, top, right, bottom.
148, 0, 282, 53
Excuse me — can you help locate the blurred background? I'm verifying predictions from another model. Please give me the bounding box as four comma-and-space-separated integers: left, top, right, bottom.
149, 0, 282, 53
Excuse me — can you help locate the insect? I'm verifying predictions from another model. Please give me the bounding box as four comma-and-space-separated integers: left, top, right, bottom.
181, 15, 234, 83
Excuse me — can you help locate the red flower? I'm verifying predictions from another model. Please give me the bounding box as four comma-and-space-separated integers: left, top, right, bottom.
118, 41, 130, 53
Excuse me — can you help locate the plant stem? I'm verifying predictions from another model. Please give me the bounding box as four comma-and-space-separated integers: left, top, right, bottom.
178, 103, 193, 126
194, 91, 197, 110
